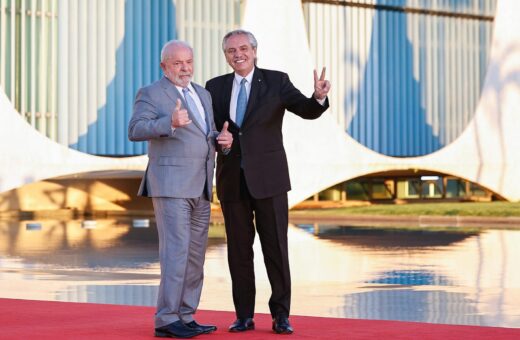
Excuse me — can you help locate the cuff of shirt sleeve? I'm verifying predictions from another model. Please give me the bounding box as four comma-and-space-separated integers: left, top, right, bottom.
316, 97, 326, 106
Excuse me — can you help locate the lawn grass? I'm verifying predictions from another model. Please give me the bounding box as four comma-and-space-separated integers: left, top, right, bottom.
290, 202, 520, 217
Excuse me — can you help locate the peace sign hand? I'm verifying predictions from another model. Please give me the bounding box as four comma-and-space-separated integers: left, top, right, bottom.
313, 67, 331, 101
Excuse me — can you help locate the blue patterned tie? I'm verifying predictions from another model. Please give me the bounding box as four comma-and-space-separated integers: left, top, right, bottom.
182, 87, 207, 133
235, 78, 247, 127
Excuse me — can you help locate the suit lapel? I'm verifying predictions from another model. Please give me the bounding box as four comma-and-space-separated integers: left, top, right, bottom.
193, 84, 211, 134
242, 68, 264, 128
161, 76, 183, 105
161, 77, 206, 135
222, 73, 235, 128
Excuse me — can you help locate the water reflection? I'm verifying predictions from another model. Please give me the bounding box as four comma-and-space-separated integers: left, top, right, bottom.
25, 222, 42, 231
0, 219, 519, 328
56, 284, 159, 306
367, 270, 452, 286
297, 224, 479, 248
343, 289, 487, 325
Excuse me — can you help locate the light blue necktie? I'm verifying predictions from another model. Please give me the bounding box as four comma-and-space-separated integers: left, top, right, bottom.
182, 87, 207, 133
235, 78, 247, 127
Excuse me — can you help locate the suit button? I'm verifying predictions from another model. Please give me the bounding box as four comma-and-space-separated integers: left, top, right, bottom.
239, 132, 243, 136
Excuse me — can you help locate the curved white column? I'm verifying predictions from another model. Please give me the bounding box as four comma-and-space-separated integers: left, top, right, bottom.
0, 89, 146, 194
242, 0, 520, 205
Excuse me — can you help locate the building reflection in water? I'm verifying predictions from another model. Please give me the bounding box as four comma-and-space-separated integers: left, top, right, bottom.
0, 219, 519, 328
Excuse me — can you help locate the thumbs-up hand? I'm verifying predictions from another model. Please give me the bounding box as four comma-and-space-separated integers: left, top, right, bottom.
171, 98, 192, 128
216, 121, 233, 149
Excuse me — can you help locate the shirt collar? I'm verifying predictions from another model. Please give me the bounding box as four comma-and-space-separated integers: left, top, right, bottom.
175, 82, 196, 95
234, 68, 255, 85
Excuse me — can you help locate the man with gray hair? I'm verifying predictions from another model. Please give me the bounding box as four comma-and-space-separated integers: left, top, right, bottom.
129, 40, 233, 338
206, 29, 330, 334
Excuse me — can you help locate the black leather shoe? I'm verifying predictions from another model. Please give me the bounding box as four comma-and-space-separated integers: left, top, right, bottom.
155, 320, 203, 338
185, 320, 217, 334
272, 316, 294, 334
229, 318, 255, 332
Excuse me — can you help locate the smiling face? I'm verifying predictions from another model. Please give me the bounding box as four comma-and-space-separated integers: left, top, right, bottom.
160, 44, 193, 88
223, 33, 257, 77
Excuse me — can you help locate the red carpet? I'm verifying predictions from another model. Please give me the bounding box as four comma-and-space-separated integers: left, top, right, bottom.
0, 298, 519, 339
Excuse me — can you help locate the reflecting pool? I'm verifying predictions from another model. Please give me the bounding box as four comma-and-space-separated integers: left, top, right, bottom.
0, 218, 519, 328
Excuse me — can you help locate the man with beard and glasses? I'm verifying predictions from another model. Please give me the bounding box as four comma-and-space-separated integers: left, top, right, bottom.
129, 40, 233, 338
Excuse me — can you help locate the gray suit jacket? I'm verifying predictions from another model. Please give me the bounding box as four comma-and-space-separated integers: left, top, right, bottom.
128, 77, 217, 200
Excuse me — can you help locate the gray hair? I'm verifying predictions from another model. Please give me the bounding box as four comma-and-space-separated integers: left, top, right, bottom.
221, 29, 258, 52
161, 40, 193, 62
